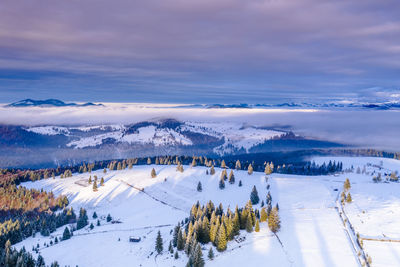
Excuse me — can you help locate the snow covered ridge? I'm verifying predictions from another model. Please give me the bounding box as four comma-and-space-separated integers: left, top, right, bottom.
24, 119, 287, 153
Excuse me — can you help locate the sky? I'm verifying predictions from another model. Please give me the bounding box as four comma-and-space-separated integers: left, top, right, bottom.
1, 0, 400, 103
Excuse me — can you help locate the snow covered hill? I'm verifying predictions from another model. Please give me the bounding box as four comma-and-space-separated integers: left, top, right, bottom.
13, 156, 400, 267
24, 119, 288, 154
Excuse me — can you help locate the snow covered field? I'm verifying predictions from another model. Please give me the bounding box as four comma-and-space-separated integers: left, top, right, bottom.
14, 156, 400, 266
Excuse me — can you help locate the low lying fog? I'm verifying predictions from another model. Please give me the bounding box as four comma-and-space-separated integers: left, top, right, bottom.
1, 103, 399, 151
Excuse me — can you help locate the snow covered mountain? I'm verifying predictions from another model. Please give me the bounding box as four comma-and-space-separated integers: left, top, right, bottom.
6, 98, 103, 107
0, 119, 343, 168
24, 119, 286, 154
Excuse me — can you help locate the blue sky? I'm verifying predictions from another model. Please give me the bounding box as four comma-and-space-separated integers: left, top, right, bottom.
0, 0, 400, 103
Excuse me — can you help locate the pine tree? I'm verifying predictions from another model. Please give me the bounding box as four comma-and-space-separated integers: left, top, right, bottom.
88, 176, 92, 184
346, 192, 352, 203
268, 207, 281, 233
216, 225, 227, 251
344, 178, 351, 191
93, 180, 98, 192
260, 207, 268, 222
90, 223, 94, 230
228, 170, 235, 184
210, 166, 215, 175
107, 214, 112, 222
100, 177, 104, 186
192, 158, 197, 167
255, 220, 260, 232
177, 229, 185, 251
208, 247, 214, 260
97, 219, 100, 226
235, 160, 241, 170
155, 230, 163, 254
173, 224, 181, 247
250, 185, 260, 204
151, 168, 157, 178
192, 243, 205, 267
103, 168, 107, 174
248, 164, 253, 175
246, 213, 253, 233
92, 212, 98, 219
197, 182, 202, 192
147, 157, 152, 165
174, 251, 179, 259
62, 227, 71, 240
220, 169, 227, 180
219, 178, 225, 190
265, 164, 272, 175
221, 160, 226, 169
169, 241, 174, 253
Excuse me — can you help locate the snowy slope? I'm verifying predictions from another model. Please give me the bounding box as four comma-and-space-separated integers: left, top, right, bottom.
14, 158, 397, 266
313, 156, 400, 267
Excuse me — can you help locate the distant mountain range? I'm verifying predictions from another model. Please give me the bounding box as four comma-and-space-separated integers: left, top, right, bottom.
6, 99, 103, 107
0, 118, 343, 168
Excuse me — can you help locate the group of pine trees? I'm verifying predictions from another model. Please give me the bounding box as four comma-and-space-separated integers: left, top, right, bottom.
341, 178, 352, 204
169, 199, 281, 266
0, 240, 60, 267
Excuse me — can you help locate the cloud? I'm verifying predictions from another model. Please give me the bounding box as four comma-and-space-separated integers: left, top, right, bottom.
0, 0, 400, 102
1, 104, 400, 151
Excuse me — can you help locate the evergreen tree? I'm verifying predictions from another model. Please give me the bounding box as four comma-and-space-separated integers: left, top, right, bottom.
177, 229, 185, 251
208, 247, 214, 260
92, 212, 98, 219
197, 182, 202, 192
155, 230, 163, 254
219, 178, 225, 190
344, 178, 351, 191
103, 168, 107, 174
260, 207, 268, 222
168, 241, 174, 253
62, 227, 71, 240
246, 213, 253, 233
220, 169, 227, 180
77, 208, 88, 229
173, 224, 181, 247
147, 157, 152, 165
107, 213, 112, 222
174, 251, 179, 259
238, 180, 242, 187
93, 180, 98, 191
346, 192, 352, 203
250, 185, 260, 204
210, 166, 215, 175
192, 158, 197, 167
90, 223, 94, 230
221, 160, 226, 169
100, 177, 104, 186
235, 160, 241, 170
255, 220, 260, 232
228, 170, 235, 184
97, 219, 100, 226
192, 243, 205, 267
151, 168, 157, 178
216, 225, 227, 251
88, 176, 92, 184
265, 164, 272, 175
248, 164, 253, 175
268, 207, 281, 233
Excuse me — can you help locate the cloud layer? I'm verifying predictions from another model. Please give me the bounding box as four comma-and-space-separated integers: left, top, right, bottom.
0, 0, 400, 102
1, 104, 400, 151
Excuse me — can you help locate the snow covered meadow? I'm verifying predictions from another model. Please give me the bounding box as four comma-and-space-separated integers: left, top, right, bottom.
14, 157, 400, 267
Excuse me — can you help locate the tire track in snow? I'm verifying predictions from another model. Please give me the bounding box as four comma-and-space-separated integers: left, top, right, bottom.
118, 179, 187, 212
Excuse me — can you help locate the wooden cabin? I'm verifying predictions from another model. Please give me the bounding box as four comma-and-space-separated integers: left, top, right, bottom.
129, 236, 141, 242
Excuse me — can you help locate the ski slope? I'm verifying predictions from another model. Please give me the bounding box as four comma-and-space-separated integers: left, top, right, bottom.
14, 156, 400, 266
